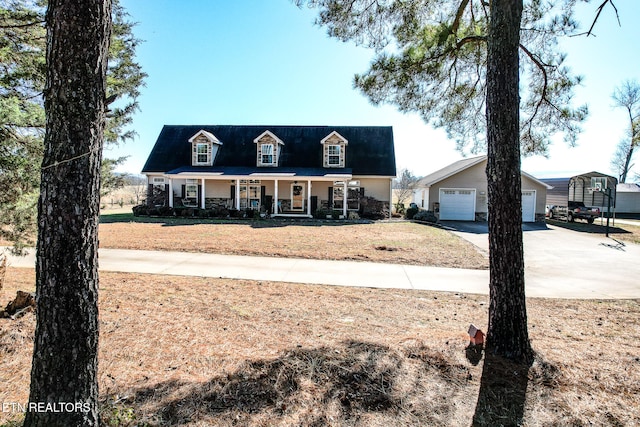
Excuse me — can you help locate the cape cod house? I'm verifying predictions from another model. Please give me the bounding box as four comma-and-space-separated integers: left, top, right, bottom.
141, 125, 396, 218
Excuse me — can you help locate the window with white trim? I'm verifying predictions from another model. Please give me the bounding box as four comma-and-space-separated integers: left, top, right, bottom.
254, 131, 283, 167
333, 185, 344, 209
152, 177, 165, 188
328, 145, 341, 166
332, 180, 361, 210
185, 179, 198, 199
347, 187, 360, 210
322, 132, 347, 168
239, 179, 261, 209
193, 141, 212, 165
261, 143, 274, 165
188, 130, 221, 166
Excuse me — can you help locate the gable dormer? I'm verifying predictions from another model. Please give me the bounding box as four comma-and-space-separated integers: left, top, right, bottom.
189, 130, 222, 166
321, 131, 348, 168
253, 130, 284, 167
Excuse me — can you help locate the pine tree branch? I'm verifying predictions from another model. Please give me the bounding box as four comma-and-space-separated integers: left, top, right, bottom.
425, 35, 486, 63
452, 0, 470, 35
0, 20, 45, 29
519, 43, 550, 128
584, 0, 619, 37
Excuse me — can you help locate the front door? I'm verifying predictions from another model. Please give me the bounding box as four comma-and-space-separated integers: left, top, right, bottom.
291, 183, 304, 211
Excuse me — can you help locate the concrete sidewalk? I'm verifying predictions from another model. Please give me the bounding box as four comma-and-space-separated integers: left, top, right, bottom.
5, 248, 490, 295
5, 246, 638, 299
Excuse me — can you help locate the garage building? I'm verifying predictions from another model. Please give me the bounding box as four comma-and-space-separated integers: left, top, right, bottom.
412, 155, 550, 222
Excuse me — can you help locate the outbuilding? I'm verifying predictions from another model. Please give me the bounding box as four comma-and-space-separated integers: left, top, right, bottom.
615, 183, 640, 215
541, 172, 618, 216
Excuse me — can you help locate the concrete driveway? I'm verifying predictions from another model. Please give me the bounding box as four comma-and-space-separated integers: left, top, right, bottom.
441, 221, 640, 299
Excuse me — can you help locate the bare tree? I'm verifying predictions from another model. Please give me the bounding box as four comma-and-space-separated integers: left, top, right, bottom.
611, 79, 640, 183
393, 168, 419, 211
127, 174, 148, 205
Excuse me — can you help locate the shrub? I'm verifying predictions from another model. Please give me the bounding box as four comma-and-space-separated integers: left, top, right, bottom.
348, 211, 360, 220
132, 205, 147, 216
314, 208, 331, 219
360, 196, 387, 220
213, 207, 230, 218
413, 210, 438, 223
405, 207, 419, 219
159, 206, 173, 216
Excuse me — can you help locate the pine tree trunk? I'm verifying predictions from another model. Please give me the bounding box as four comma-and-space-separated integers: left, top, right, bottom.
24, 1, 111, 426
485, 0, 533, 364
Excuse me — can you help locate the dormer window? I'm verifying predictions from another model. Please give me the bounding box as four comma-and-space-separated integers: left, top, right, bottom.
254, 130, 284, 167
195, 142, 210, 164
261, 143, 274, 165
188, 130, 222, 166
321, 131, 348, 168
327, 145, 341, 166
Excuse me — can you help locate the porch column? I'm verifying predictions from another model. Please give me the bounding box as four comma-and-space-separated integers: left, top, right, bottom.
235, 178, 240, 210
274, 179, 279, 214
342, 181, 348, 218
201, 178, 206, 209
168, 178, 173, 208
389, 178, 393, 219
307, 179, 312, 216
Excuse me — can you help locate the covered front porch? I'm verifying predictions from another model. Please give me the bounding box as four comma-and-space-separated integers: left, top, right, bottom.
164, 172, 361, 219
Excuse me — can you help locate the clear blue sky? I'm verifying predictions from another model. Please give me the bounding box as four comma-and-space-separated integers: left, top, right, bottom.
111, 0, 640, 181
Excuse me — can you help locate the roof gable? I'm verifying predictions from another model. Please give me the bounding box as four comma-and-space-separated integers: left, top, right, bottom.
320, 130, 348, 145
417, 156, 487, 187
253, 130, 284, 145
188, 129, 222, 145
417, 155, 551, 189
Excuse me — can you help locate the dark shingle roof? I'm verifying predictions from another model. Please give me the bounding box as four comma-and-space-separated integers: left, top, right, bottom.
142, 125, 396, 176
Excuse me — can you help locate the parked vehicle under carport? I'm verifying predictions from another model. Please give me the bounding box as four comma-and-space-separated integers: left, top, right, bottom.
548, 201, 600, 224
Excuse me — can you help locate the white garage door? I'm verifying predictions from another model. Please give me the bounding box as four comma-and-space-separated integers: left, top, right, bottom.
522, 190, 536, 222
439, 189, 476, 221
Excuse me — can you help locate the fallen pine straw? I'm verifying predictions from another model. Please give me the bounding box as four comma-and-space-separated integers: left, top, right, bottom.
1, 268, 638, 426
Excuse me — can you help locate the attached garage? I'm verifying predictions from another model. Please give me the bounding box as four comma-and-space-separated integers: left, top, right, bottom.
439, 189, 476, 220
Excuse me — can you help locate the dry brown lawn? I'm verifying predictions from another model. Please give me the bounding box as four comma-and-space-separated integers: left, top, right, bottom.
97, 216, 488, 269
1, 268, 639, 426
548, 218, 640, 245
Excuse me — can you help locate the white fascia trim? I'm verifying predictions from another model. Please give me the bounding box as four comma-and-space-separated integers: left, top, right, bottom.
253, 130, 284, 145
522, 170, 553, 189
420, 157, 487, 187
188, 129, 223, 145
249, 172, 295, 177
320, 130, 348, 145
165, 172, 224, 178
323, 174, 353, 179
